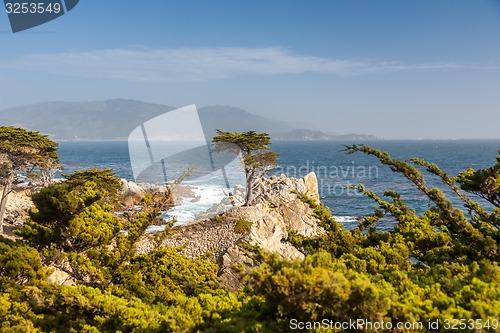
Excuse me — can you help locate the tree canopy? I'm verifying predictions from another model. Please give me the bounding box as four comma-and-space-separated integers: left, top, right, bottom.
22, 168, 122, 253
212, 130, 277, 206
0, 126, 59, 233
455, 149, 500, 208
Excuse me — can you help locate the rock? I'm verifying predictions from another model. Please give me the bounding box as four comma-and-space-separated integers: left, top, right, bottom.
219, 246, 255, 291
219, 173, 323, 289
48, 267, 75, 286
120, 179, 146, 206
136, 218, 248, 259
251, 171, 319, 207
120, 178, 146, 197
4, 188, 33, 225
135, 182, 170, 193
304, 172, 320, 203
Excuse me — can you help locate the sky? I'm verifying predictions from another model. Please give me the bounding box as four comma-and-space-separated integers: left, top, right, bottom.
1, 0, 499, 139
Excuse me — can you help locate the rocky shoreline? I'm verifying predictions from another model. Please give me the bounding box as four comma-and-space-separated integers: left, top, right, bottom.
137, 172, 323, 290
3, 172, 323, 290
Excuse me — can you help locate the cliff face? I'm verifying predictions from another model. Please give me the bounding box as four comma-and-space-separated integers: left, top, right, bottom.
4, 189, 33, 224
137, 172, 323, 290
220, 172, 322, 289
225, 172, 321, 260
1, 188, 33, 239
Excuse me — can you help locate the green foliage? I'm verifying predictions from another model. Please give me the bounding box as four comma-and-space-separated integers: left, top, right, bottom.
234, 218, 252, 234
344, 144, 500, 264
0, 238, 47, 288
21, 169, 122, 253
20, 169, 175, 289
289, 193, 364, 257
63, 168, 123, 204
0, 236, 248, 333
213, 130, 278, 206
244, 251, 397, 329
0, 126, 59, 169
0, 237, 48, 332
455, 149, 500, 208
112, 246, 223, 304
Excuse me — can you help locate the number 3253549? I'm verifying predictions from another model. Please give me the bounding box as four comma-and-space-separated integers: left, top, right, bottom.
5, 2, 62, 14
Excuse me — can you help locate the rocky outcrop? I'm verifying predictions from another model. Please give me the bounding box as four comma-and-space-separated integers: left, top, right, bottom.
120, 179, 146, 206
219, 245, 255, 291
138, 172, 323, 291
4, 188, 33, 225
225, 172, 322, 261
48, 267, 76, 286
137, 218, 246, 259
219, 172, 323, 289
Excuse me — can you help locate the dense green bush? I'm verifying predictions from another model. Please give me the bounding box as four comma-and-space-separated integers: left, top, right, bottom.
21, 168, 122, 253
234, 219, 253, 234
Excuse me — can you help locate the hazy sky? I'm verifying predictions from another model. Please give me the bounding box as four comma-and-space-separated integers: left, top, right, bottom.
1, 0, 499, 139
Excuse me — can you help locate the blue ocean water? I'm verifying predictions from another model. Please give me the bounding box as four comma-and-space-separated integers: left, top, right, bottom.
57, 140, 500, 229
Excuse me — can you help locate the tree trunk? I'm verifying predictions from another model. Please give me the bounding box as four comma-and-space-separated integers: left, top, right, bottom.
244, 182, 253, 206
244, 171, 254, 206
0, 172, 14, 234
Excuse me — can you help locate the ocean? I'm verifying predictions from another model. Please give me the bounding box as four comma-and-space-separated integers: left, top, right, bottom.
57, 140, 500, 230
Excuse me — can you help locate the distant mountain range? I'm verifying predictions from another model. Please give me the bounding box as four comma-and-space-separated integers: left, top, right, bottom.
0, 99, 378, 141
273, 129, 378, 141
197, 105, 295, 139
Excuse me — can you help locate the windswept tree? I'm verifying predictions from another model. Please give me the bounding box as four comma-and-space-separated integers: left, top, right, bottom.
0, 127, 59, 233
23, 169, 122, 252
455, 149, 500, 208
212, 130, 277, 206
21, 168, 175, 287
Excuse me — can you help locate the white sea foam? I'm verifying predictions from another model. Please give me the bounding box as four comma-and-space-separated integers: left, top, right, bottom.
144, 184, 228, 233
145, 161, 245, 232
145, 225, 165, 233
333, 215, 359, 224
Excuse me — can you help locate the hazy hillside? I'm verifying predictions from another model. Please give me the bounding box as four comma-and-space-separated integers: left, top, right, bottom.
0, 99, 175, 140
0, 99, 376, 140
273, 128, 379, 141
0, 99, 299, 140
198, 105, 295, 139
273, 129, 331, 140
